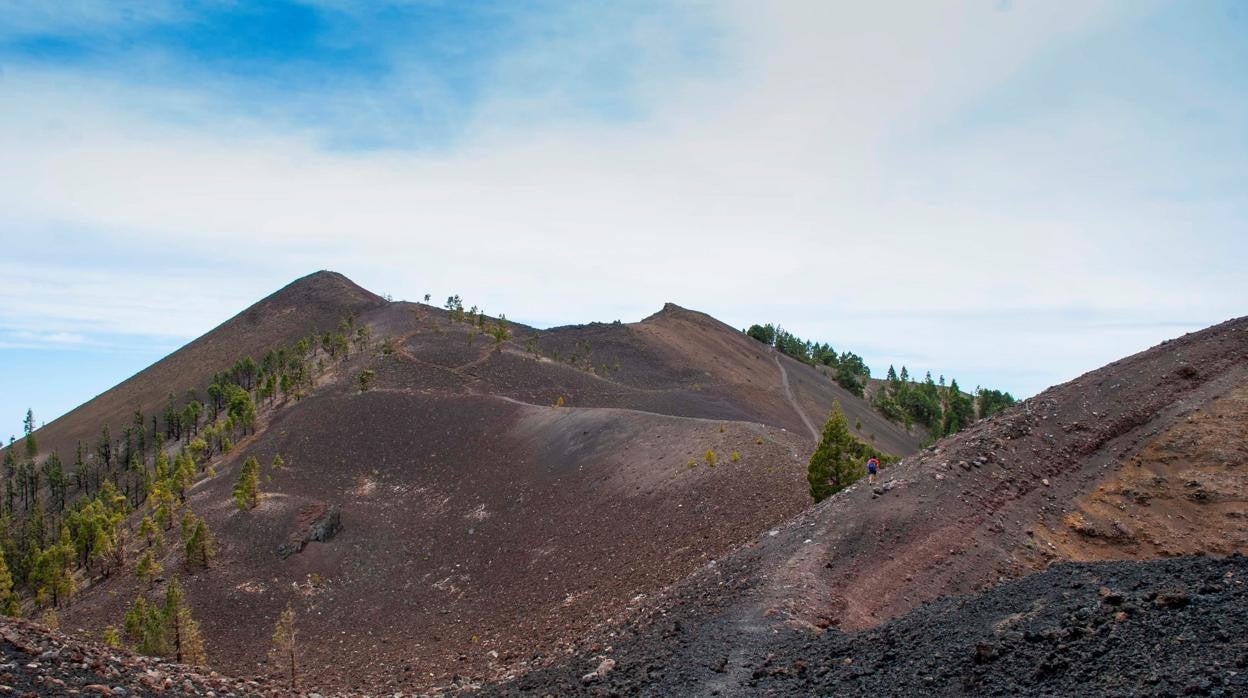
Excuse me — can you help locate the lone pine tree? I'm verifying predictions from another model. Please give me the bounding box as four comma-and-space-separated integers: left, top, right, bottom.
807, 403, 865, 503
163, 578, 206, 664
184, 518, 213, 568
271, 602, 298, 690
136, 549, 162, 586
232, 456, 260, 511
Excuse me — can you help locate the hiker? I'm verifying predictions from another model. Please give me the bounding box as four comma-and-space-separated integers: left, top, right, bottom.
866, 456, 880, 484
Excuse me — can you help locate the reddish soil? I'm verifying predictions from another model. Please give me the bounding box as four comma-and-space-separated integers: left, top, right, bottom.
542, 313, 1247, 668
758, 314, 1248, 634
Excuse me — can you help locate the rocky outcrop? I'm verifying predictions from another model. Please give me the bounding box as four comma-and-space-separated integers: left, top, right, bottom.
0, 617, 262, 696
278, 505, 343, 559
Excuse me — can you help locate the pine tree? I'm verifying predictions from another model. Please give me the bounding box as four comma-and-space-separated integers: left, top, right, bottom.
22, 410, 37, 464
271, 602, 298, 690
123, 594, 166, 655
232, 457, 260, 511
0, 549, 18, 616
491, 315, 511, 349
163, 578, 206, 664
55, 525, 76, 603
807, 403, 865, 502
140, 514, 161, 550
184, 519, 213, 569
136, 549, 162, 586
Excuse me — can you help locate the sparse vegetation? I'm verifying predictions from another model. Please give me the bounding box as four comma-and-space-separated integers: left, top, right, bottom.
271, 602, 298, 690
0, 306, 376, 632
730, 450, 741, 463
491, 314, 511, 349
358, 369, 376, 392
445, 295, 465, 323
704, 450, 718, 467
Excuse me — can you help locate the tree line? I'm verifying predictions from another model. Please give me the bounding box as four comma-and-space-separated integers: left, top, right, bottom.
745, 323, 871, 396
872, 365, 1015, 441
744, 322, 1015, 440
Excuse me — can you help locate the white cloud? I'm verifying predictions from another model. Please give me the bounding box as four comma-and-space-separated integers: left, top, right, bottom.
0, 1, 1242, 399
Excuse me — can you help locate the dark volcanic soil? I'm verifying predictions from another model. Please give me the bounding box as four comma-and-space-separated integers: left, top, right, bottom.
483, 554, 1248, 697
41, 277, 921, 694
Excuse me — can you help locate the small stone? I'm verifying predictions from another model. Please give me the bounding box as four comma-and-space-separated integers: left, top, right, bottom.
1155, 591, 1190, 609
596, 658, 616, 677
83, 686, 112, 696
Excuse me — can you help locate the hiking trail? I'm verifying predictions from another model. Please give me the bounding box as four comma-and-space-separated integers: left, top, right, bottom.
775, 354, 819, 442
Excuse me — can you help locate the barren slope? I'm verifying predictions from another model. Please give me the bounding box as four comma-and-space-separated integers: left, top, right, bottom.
31, 274, 920, 694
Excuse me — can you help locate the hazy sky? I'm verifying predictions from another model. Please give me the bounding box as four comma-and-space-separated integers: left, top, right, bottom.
1, 1, 1245, 437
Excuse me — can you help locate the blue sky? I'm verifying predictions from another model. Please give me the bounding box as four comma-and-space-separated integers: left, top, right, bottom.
1, 1, 1246, 438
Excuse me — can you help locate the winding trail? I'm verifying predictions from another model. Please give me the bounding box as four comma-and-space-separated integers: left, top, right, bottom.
775, 354, 820, 442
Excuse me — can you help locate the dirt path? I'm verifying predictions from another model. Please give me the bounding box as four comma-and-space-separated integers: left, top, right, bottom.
488, 392, 771, 431
775, 354, 819, 442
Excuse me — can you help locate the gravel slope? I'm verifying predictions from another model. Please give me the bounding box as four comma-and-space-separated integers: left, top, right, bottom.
484, 554, 1248, 697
